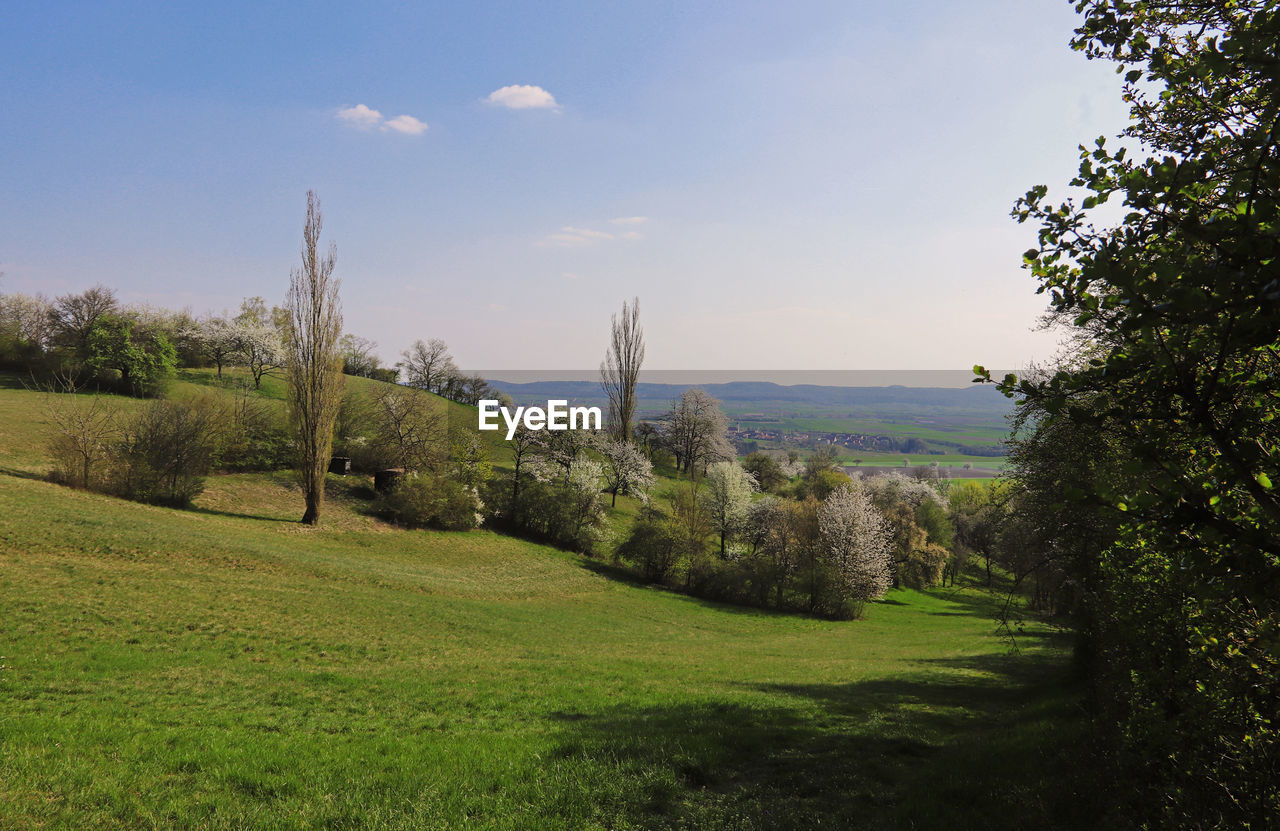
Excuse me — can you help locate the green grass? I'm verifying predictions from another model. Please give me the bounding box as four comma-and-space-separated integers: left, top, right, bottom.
0, 376, 1109, 829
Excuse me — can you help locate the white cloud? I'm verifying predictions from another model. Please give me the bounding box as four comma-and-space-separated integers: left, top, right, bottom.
609, 216, 648, 225
485, 84, 559, 110
336, 104, 383, 128
336, 104, 428, 136
537, 222, 650, 247
538, 226, 615, 247
382, 114, 429, 135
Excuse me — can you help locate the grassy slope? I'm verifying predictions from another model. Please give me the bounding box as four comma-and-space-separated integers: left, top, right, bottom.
0, 377, 1105, 830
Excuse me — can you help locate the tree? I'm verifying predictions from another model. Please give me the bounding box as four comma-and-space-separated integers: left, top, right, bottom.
43, 374, 118, 489
803, 445, 840, 479
194, 315, 240, 378
741, 496, 801, 607
50, 284, 117, 350
284, 190, 345, 526
340, 334, 381, 378
818, 485, 892, 617
234, 297, 284, 389
663, 388, 734, 475
599, 297, 644, 441
701, 460, 757, 555
977, 3, 1280, 823
369, 385, 445, 472
596, 436, 655, 507
234, 320, 284, 390
85, 314, 176, 396
742, 451, 787, 492
505, 423, 541, 523
0, 292, 53, 359
399, 338, 457, 393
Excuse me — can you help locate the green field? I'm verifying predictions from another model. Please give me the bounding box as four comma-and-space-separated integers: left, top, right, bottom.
0, 377, 1104, 829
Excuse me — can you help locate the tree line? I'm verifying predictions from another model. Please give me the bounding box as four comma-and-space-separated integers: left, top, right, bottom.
974, 2, 1280, 825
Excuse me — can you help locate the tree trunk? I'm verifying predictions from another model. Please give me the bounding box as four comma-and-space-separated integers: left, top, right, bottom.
301, 491, 321, 525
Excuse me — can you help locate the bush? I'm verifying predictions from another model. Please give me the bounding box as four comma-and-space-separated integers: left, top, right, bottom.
106, 397, 219, 506
215, 385, 293, 471
374, 474, 480, 531
615, 506, 685, 582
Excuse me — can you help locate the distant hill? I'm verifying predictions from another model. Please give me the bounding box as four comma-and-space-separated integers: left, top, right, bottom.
488, 380, 1012, 414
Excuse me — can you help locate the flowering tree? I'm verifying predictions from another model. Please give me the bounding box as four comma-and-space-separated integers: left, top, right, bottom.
819, 485, 892, 614
595, 437, 654, 507
701, 460, 757, 555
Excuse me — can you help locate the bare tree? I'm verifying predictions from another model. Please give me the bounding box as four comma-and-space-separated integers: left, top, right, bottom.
284, 191, 345, 525
369, 386, 445, 472
599, 297, 644, 441
340, 334, 381, 377
50, 284, 117, 349
399, 338, 456, 392
43, 371, 118, 489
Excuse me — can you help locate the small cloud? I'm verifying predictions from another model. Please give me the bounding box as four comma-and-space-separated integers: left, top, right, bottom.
336, 103, 383, 128
486, 302, 508, 312
620, 230, 643, 240
609, 216, 648, 225
336, 104, 428, 136
538, 226, 617, 247
486, 84, 559, 110
561, 272, 584, 280
383, 114, 429, 135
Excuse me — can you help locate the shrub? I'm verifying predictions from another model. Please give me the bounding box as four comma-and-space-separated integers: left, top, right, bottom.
107, 397, 220, 506
374, 473, 480, 531
215, 385, 293, 471
615, 506, 684, 582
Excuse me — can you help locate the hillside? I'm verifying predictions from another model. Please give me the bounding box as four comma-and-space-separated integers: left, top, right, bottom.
0, 378, 1103, 830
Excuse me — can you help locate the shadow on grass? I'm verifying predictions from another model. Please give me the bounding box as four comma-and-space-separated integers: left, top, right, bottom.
549, 650, 1120, 830
0, 466, 48, 482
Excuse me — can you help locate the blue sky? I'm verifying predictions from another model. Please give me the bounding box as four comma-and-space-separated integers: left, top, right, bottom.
0, 0, 1129, 371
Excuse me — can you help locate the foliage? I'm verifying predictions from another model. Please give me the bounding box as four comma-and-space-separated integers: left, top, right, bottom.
700, 460, 757, 555
615, 504, 687, 582
794, 467, 852, 501
742, 450, 788, 493
373, 472, 481, 531
817, 485, 892, 618
214, 381, 294, 472
595, 436, 654, 507
85, 314, 177, 396
978, 2, 1280, 824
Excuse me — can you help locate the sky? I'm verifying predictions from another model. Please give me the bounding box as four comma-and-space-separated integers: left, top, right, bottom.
0, 0, 1132, 372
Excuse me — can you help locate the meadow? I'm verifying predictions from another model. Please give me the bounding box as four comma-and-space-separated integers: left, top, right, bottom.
0, 376, 1105, 830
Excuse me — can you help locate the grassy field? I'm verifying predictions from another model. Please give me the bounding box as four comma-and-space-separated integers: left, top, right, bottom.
0, 377, 1106, 830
